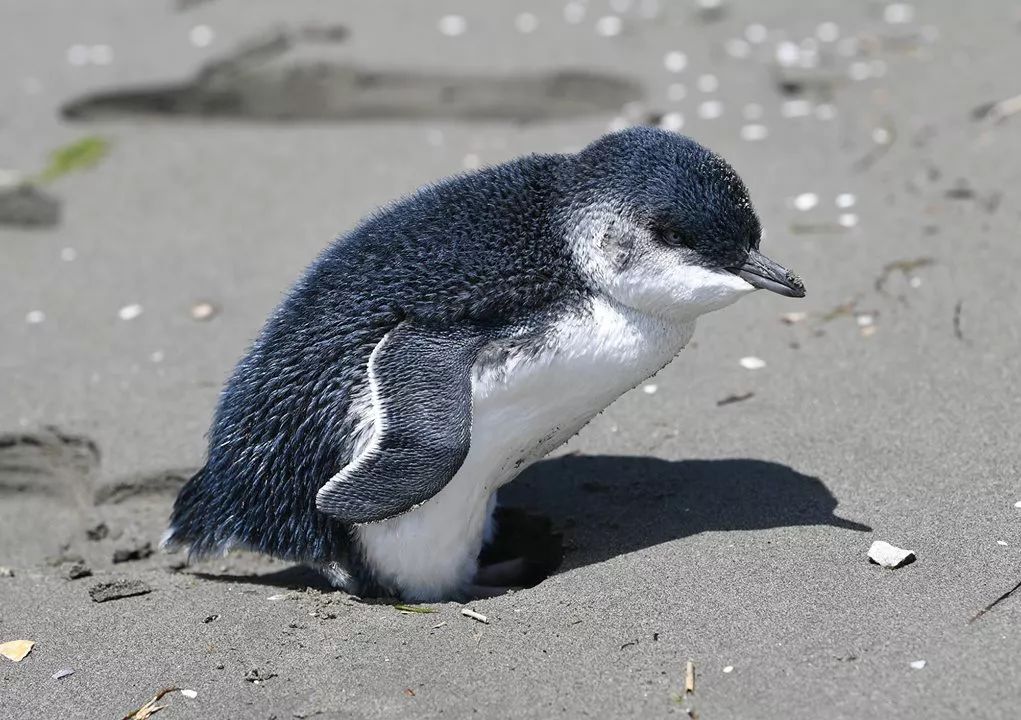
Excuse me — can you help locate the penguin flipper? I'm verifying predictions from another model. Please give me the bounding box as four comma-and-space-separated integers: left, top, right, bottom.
315, 322, 487, 524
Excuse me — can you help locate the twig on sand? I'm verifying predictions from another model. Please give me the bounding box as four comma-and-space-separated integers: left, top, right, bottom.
953, 300, 964, 341
394, 604, 436, 614
685, 660, 696, 695
972, 93, 1021, 123
121, 688, 185, 720
874, 257, 935, 294
717, 392, 754, 407
969, 578, 1021, 623
461, 607, 489, 624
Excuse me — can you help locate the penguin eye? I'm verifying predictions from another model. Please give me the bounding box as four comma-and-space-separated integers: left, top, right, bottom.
660, 228, 695, 249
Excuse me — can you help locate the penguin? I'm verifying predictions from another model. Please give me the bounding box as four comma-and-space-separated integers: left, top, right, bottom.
164, 127, 805, 602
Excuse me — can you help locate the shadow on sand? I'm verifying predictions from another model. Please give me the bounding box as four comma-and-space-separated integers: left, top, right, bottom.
187, 455, 869, 593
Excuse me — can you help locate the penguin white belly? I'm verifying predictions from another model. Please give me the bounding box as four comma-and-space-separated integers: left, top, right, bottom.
355, 297, 694, 600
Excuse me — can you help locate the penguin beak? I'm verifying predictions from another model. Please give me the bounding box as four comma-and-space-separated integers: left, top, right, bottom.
729, 249, 806, 298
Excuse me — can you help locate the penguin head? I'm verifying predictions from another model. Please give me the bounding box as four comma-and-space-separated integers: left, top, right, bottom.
561, 127, 804, 320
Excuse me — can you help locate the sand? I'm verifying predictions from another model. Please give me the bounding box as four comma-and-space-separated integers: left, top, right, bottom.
2, 1, 1020, 717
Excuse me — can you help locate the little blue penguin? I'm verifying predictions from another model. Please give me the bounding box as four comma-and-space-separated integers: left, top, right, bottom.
164, 127, 806, 601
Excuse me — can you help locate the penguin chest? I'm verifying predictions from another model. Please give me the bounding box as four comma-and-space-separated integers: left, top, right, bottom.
466, 297, 695, 487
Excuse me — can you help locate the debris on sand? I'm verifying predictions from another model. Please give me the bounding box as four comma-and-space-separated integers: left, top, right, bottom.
969, 578, 1021, 623
244, 668, 277, 684
52, 668, 74, 680
36, 136, 110, 183
461, 607, 489, 624
190, 301, 218, 321
89, 579, 153, 603
909, 659, 926, 670
953, 301, 964, 341
868, 540, 916, 568
202, 614, 220, 623
717, 392, 754, 407
972, 92, 1021, 123
0, 639, 35, 662
874, 257, 935, 294
86, 522, 109, 541
0, 183, 61, 227
780, 311, 808, 325
112, 541, 154, 564
684, 660, 696, 694
739, 356, 766, 370
120, 687, 195, 720
394, 604, 437, 614
0, 567, 14, 577
64, 562, 93, 580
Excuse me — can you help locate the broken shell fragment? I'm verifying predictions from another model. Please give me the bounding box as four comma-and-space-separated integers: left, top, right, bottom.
868, 540, 916, 569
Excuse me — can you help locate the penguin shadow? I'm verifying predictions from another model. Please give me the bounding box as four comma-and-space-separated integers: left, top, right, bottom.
184, 455, 869, 596
499, 454, 870, 578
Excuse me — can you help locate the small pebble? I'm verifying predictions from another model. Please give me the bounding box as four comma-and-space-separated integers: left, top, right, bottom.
642, 384, 658, 395
60, 247, 77, 261
664, 51, 688, 73
437, 15, 467, 36
740, 124, 768, 142
563, 2, 586, 24
815, 104, 837, 121
25, 310, 46, 324
52, 668, 74, 680
872, 127, 892, 145
659, 112, 684, 132
775, 41, 801, 67
150, 350, 165, 363
744, 23, 767, 43
816, 22, 840, 42
697, 100, 723, 120
884, 3, 915, 24
838, 213, 859, 228
515, 13, 539, 34
724, 38, 750, 58
739, 356, 766, 370
781, 99, 812, 118
118, 303, 143, 321
855, 314, 875, 327
189, 24, 215, 47
1014, 500, 1021, 509
180, 689, 198, 699
792, 193, 818, 211
66, 44, 90, 66
64, 562, 93, 580
723, 665, 734, 673
780, 311, 807, 324
997, 540, 1008, 547
909, 659, 926, 670
595, 16, 623, 37
849, 61, 872, 81
697, 74, 718, 93
190, 302, 217, 321
908, 276, 922, 288
835, 193, 856, 209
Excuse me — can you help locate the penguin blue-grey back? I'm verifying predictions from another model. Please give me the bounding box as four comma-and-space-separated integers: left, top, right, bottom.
166, 127, 805, 601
